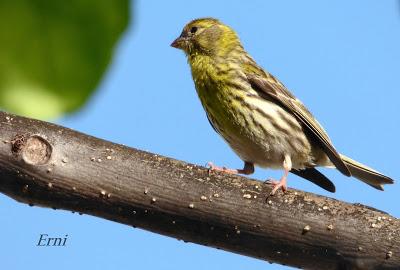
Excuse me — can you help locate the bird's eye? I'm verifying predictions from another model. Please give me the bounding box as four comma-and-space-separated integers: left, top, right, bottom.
190, 26, 198, 34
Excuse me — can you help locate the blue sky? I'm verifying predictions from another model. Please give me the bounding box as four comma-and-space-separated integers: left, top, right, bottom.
1, 1, 400, 269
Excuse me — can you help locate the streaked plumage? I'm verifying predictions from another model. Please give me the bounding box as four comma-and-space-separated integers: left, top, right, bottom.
171, 18, 394, 194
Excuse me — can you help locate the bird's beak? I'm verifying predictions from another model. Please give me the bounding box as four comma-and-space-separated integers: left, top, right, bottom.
170, 36, 186, 50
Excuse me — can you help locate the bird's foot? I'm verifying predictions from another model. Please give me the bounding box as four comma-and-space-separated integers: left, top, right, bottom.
265, 155, 291, 196
207, 162, 239, 174
265, 177, 287, 196
207, 161, 255, 175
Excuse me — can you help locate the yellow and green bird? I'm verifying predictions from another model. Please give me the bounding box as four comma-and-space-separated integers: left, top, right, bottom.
171, 18, 393, 195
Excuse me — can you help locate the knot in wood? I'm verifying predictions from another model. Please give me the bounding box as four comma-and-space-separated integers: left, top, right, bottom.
19, 135, 52, 165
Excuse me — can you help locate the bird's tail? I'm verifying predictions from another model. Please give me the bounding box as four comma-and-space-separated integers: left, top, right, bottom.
340, 154, 394, 190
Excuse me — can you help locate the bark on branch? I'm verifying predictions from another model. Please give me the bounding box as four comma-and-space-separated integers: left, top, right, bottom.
0, 111, 398, 270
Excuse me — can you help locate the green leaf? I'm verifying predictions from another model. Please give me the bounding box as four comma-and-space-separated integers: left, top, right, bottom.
0, 0, 130, 119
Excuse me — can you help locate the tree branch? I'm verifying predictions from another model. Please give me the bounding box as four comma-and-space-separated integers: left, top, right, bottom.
0, 111, 398, 270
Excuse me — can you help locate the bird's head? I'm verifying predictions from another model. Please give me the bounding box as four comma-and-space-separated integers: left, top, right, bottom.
171, 18, 241, 57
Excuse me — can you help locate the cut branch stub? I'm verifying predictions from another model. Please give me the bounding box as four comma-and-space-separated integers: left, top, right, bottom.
11, 134, 52, 165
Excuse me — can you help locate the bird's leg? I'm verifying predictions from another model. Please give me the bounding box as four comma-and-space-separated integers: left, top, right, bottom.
207, 161, 254, 175
267, 155, 292, 195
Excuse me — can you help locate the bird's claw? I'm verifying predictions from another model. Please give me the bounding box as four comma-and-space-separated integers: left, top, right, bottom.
265, 178, 287, 196
206, 162, 238, 174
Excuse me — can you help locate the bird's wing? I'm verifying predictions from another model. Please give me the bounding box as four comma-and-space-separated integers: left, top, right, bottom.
246, 73, 351, 176
291, 168, 336, 192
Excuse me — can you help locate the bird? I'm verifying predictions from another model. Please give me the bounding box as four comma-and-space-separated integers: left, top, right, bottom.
170, 18, 394, 195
